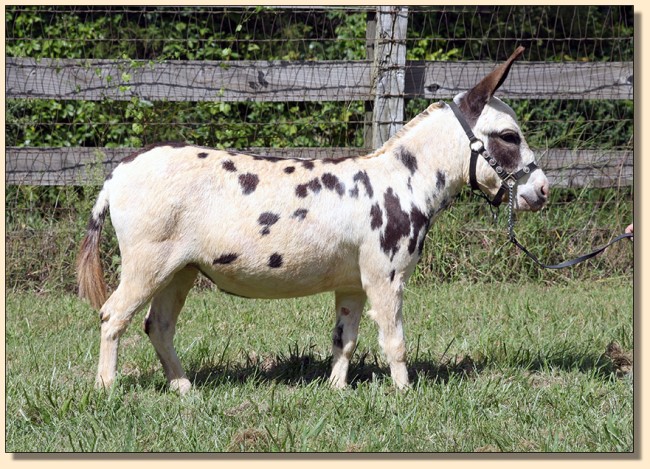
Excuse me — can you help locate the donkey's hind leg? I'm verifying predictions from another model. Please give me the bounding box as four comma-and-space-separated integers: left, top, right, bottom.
96, 283, 157, 390
329, 290, 366, 388
96, 250, 179, 390
143, 266, 198, 395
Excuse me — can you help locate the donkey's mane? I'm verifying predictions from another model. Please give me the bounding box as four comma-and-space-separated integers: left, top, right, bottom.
363, 101, 445, 159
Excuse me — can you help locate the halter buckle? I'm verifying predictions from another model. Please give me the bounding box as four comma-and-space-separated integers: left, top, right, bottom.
504, 175, 517, 188
469, 137, 485, 155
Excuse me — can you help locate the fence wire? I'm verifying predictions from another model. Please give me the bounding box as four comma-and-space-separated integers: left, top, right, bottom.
5, 5, 634, 291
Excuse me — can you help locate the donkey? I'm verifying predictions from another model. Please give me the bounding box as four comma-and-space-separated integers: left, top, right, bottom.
78, 47, 549, 394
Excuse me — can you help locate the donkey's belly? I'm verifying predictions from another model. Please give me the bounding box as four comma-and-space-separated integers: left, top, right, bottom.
193, 252, 362, 299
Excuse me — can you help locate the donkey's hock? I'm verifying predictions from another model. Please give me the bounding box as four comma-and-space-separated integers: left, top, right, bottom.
77, 47, 548, 394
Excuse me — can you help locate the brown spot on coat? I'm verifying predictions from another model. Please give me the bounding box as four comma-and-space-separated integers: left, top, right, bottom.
239, 173, 259, 195
268, 253, 283, 268
295, 178, 322, 198
252, 155, 283, 163
292, 209, 308, 220
370, 203, 383, 230
323, 157, 349, 165
380, 188, 410, 259
284, 166, 296, 174
436, 170, 446, 190
198, 152, 209, 159
352, 170, 374, 198
258, 212, 280, 235
222, 160, 237, 172
408, 205, 430, 255
321, 173, 345, 196
213, 253, 239, 265
397, 146, 418, 174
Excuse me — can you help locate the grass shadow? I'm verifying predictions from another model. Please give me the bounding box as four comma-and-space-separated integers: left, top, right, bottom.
134, 347, 489, 391
121, 342, 627, 392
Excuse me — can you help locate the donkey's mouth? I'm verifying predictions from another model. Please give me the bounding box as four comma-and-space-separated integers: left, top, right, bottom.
519, 193, 547, 212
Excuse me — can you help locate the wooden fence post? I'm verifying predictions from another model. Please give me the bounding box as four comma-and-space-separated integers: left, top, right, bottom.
370, 6, 408, 149
363, 10, 377, 149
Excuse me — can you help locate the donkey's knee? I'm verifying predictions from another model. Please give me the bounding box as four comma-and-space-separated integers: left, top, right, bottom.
365, 293, 410, 390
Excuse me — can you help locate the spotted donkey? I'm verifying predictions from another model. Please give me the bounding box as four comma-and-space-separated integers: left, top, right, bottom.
78, 47, 549, 394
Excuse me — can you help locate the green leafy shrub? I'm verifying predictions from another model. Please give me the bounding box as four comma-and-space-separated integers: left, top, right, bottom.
5, 6, 634, 292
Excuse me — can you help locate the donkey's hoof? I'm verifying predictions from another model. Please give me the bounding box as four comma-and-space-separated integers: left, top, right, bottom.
170, 378, 192, 395
95, 375, 115, 390
329, 376, 348, 390
390, 365, 411, 390
394, 380, 412, 391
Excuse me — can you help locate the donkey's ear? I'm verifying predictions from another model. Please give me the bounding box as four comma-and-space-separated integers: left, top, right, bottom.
459, 46, 525, 121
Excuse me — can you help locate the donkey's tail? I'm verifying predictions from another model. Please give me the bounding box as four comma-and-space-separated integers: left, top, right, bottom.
77, 185, 110, 310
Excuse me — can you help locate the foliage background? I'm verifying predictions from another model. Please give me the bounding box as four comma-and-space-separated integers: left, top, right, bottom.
5, 6, 634, 292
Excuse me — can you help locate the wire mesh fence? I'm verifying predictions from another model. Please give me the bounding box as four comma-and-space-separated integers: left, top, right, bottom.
5, 5, 634, 292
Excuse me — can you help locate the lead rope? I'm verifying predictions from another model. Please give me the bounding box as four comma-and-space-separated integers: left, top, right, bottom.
449, 100, 633, 269
507, 181, 516, 241
505, 184, 633, 269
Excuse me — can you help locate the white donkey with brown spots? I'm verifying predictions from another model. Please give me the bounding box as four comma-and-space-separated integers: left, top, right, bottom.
78, 47, 549, 394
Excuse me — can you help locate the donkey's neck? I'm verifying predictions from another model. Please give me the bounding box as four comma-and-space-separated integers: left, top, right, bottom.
368, 103, 469, 214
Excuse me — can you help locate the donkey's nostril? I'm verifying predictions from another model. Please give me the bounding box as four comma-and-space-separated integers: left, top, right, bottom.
540, 180, 550, 198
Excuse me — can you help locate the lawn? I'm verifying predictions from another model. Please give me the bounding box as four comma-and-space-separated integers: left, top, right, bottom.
5, 279, 633, 452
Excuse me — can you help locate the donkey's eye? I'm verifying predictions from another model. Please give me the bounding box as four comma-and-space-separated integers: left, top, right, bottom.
499, 131, 521, 145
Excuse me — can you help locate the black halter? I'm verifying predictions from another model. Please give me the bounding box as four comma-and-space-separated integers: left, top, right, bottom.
448, 100, 633, 269
448, 101, 538, 207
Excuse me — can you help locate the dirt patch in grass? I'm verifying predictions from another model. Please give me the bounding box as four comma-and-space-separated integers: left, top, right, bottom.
228, 428, 269, 452
474, 444, 501, 452
605, 341, 633, 378
344, 443, 364, 452
224, 400, 254, 417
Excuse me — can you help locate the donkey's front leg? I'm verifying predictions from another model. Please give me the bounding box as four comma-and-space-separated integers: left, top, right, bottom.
365, 279, 409, 389
329, 290, 366, 388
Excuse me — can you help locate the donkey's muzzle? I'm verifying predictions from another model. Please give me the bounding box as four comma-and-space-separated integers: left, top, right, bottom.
517, 174, 549, 212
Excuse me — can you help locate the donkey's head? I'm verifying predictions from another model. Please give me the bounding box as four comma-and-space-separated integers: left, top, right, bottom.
454, 46, 549, 211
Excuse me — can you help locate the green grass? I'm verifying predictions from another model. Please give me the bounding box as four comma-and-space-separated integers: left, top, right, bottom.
6, 279, 633, 452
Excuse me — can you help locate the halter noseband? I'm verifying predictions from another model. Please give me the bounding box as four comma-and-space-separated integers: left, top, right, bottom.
447, 100, 633, 269
448, 101, 538, 208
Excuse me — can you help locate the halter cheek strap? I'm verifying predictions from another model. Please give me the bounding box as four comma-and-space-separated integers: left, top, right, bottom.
448, 100, 633, 269
449, 101, 538, 207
